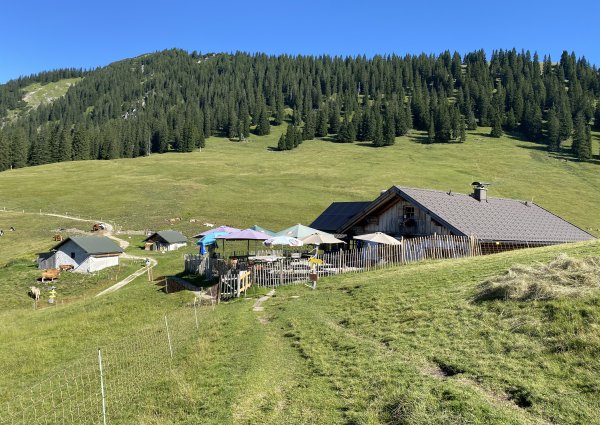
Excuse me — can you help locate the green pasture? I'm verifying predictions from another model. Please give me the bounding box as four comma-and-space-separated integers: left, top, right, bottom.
0, 128, 598, 239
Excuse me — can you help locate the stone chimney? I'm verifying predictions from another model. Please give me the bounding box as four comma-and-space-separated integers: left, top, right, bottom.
471, 182, 489, 202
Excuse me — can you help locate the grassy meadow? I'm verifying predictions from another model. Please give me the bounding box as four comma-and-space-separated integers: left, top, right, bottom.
0, 127, 598, 237
1, 127, 599, 423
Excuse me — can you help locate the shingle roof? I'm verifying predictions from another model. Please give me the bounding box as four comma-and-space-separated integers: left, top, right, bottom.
144, 230, 187, 245
55, 236, 123, 255
339, 186, 595, 243
310, 202, 371, 232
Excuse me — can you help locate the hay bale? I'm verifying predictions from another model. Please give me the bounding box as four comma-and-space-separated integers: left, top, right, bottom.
475, 254, 600, 302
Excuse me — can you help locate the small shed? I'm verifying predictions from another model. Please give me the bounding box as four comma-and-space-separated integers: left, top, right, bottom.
143, 230, 188, 251
37, 236, 123, 273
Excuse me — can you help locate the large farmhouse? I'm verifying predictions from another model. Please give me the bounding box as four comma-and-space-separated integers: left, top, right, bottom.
311, 183, 595, 248
38, 236, 123, 273
143, 230, 187, 251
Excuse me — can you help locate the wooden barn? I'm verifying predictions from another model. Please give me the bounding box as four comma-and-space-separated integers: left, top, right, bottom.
143, 230, 187, 251
37, 236, 123, 273
312, 183, 595, 249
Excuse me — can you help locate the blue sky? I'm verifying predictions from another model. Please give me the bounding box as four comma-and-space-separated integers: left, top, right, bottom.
1, 0, 598, 83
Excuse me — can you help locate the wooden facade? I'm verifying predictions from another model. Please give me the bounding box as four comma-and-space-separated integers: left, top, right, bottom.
350, 196, 453, 238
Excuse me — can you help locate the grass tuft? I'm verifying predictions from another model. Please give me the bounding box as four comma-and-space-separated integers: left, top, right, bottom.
475, 254, 600, 301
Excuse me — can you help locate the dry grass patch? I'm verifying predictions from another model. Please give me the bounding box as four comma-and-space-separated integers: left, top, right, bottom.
475, 254, 600, 301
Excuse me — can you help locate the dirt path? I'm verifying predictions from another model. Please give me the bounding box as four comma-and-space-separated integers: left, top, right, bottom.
253, 289, 275, 312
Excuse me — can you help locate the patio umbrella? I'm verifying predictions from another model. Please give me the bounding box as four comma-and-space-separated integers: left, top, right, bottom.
196, 231, 229, 246
263, 235, 304, 247
354, 232, 401, 245
276, 224, 331, 239
249, 224, 276, 237
217, 228, 271, 253
193, 225, 240, 238
301, 233, 345, 245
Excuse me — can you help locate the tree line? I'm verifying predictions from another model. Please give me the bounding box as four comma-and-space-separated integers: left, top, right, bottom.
0, 48, 599, 170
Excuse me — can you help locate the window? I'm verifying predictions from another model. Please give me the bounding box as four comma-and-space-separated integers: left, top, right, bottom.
403, 206, 415, 219
70, 252, 76, 259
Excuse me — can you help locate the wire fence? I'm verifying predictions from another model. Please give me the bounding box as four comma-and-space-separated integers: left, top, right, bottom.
1, 302, 209, 424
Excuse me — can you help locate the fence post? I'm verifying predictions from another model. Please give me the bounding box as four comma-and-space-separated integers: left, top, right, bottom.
194, 300, 199, 330
164, 316, 173, 360
98, 349, 107, 425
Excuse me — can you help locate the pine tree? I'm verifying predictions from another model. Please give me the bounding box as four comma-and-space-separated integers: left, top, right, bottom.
490, 111, 503, 138
285, 124, 297, 150
315, 107, 329, 137
0, 132, 10, 171
328, 102, 341, 134
427, 118, 435, 144
459, 117, 466, 143
10, 128, 29, 168
594, 101, 600, 131
71, 124, 90, 160
372, 112, 384, 147
302, 110, 316, 141
434, 102, 452, 143
277, 134, 286, 151
255, 105, 271, 136
337, 120, 356, 143
572, 113, 592, 160
466, 106, 478, 130
383, 106, 395, 146
546, 108, 560, 152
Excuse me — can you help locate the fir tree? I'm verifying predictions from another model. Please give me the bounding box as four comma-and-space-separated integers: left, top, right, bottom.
372, 112, 384, 147
490, 111, 503, 138
302, 110, 316, 141
337, 120, 356, 143
546, 108, 560, 152
427, 118, 435, 144
383, 106, 395, 146
572, 113, 592, 160
277, 134, 286, 151
315, 107, 329, 137
255, 105, 271, 136
10, 128, 29, 168
71, 124, 90, 160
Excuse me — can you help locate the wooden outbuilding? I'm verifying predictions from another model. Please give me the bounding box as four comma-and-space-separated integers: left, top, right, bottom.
143, 230, 188, 251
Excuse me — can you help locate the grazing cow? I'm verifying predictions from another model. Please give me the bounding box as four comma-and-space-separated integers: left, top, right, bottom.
203, 222, 215, 228
41, 268, 60, 282
29, 286, 41, 301
9, 226, 15, 231
0, 230, 3, 236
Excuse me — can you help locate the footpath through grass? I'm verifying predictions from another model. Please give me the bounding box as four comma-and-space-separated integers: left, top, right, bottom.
131, 241, 600, 424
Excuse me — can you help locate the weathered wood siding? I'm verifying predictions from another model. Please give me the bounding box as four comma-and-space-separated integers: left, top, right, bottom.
354, 198, 453, 237
37, 240, 119, 273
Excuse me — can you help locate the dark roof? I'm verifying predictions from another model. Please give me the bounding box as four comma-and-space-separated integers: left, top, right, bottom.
310, 202, 371, 232
54, 236, 123, 255
339, 186, 595, 243
144, 230, 187, 245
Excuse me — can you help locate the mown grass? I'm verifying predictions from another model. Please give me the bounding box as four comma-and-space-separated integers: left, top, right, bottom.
0, 128, 598, 238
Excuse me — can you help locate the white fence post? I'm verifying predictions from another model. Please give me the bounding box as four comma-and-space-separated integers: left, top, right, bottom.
98, 349, 107, 425
164, 315, 173, 360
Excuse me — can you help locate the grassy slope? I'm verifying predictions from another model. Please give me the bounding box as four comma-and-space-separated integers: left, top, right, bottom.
3, 78, 82, 122
0, 128, 598, 237
1, 129, 600, 423
139, 241, 600, 424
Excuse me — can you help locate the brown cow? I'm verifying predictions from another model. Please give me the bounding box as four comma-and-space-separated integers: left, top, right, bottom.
41, 268, 60, 282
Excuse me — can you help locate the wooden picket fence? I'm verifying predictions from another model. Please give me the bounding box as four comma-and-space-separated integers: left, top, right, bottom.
185, 235, 484, 299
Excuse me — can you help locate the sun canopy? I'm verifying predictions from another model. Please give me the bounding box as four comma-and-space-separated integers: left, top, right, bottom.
193, 225, 240, 238
196, 231, 229, 246
301, 233, 346, 245
218, 229, 271, 241
276, 224, 331, 239
249, 224, 276, 236
264, 236, 304, 247
354, 232, 401, 245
